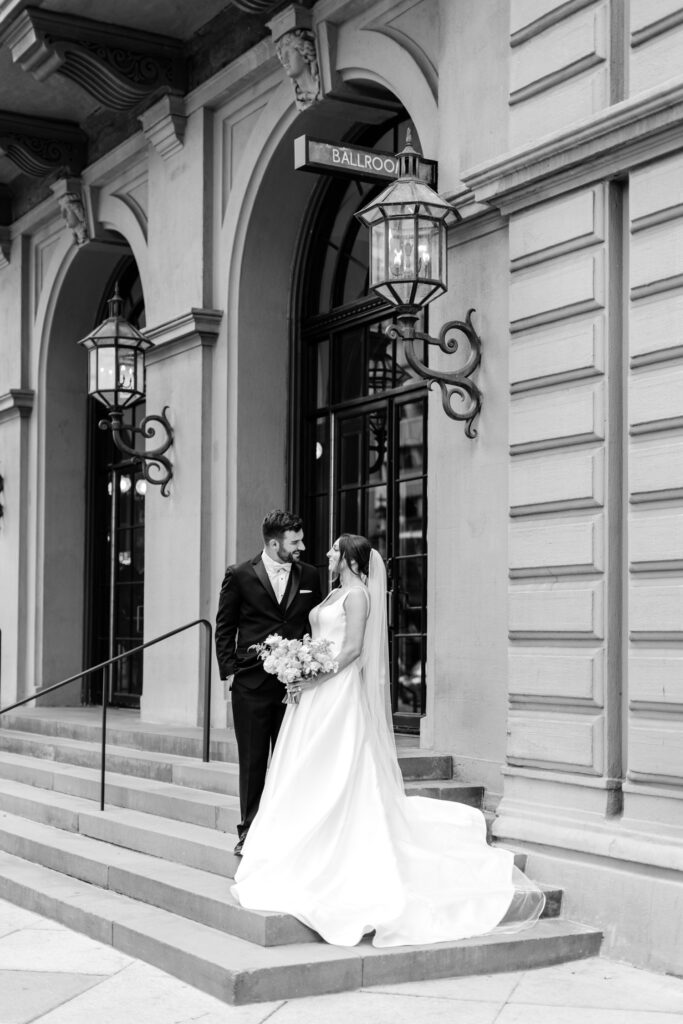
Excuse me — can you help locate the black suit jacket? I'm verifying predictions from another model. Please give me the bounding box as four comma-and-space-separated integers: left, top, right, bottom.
215, 554, 323, 688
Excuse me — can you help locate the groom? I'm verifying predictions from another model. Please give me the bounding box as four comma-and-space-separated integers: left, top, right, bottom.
215, 509, 322, 855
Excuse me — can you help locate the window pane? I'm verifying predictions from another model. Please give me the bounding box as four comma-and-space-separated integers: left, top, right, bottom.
316, 339, 329, 409
332, 328, 364, 402
312, 494, 329, 567
398, 400, 425, 473
366, 410, 388, 484
395, 635, 423, 715
395, 560, 425, 635
339, 488, 361, 534
395, 556, 425, 632
364, 484, 388, 557
338, 416, 362, 485
397, 479, 425, 555
367, 322, 396, 394
314, 417, 330, 492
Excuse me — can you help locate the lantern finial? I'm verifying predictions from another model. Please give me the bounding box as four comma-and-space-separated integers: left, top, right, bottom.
107, 283, 123, 320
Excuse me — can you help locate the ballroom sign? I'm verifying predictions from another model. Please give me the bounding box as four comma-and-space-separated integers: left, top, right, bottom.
294, 135, 437, 186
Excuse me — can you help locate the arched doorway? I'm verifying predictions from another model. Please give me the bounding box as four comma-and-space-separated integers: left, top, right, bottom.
84, 257, 147, 707
297, 117, 429, 733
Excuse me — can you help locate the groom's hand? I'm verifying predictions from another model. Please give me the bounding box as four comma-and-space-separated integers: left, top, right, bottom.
222, 674, 234, 699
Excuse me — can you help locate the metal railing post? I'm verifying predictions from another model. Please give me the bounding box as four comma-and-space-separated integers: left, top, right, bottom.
101, 684, 108, 811
202, 620, 213, 763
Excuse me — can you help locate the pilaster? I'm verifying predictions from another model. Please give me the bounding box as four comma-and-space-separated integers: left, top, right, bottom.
140, 309, 222, 727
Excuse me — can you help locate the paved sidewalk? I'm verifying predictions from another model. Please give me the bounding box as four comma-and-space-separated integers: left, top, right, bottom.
1, 898, 681, 1023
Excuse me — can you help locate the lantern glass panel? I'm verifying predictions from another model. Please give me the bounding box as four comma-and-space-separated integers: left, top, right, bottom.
117, 348, 138, 393
97, 347, 117, 395
416, 218, 444, 287
88, 348, 98, 394
370, 221, 390, 290
388, 217, 417, 281
136, 352, 145, 393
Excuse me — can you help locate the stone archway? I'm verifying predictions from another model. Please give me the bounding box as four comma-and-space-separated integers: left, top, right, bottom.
36, 239, 134, 700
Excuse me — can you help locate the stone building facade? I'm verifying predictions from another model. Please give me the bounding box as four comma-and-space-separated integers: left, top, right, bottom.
0, 0, 681, 972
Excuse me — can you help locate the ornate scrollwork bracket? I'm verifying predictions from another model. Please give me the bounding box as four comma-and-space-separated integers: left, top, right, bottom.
386, 309, 483, 438
99, 407, 174, 496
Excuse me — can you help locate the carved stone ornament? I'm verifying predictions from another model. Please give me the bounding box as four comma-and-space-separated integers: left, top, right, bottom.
274, 27, 321, 110
139, 94, 187, 160
0, 111, 86, 177
51, 177, 89, 246
1, 7, 186, 112
228, 1, 284, 12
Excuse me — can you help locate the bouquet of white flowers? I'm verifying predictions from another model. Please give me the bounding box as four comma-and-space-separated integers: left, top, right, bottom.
251, 633, 338, 704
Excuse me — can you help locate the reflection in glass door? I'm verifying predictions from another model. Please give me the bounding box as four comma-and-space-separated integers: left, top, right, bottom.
334, 393, 427, 729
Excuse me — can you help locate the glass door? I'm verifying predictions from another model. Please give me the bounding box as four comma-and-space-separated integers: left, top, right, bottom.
333, 390, 427, 730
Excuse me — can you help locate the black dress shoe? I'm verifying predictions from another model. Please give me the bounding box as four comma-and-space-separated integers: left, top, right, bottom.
234, 833, 247, 856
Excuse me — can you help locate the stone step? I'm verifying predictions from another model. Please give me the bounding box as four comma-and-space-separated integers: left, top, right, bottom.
0, 849, 602, 1005
0, 710, 453, 781
0, 709, 239, 762
0, 811, 317, 946
404, 780, 484, 808
0, 774, 554, 904
0, 768, 562, 919
0, 750, 242, 831
0, 776, 241, 878
0, 728, 241, 795
0, 729, 468, 808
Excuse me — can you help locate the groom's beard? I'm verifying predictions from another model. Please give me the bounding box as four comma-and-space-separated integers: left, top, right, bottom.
275, 546, 301, 564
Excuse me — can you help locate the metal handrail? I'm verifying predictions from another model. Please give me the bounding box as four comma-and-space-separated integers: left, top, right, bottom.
0, 618, 213, 811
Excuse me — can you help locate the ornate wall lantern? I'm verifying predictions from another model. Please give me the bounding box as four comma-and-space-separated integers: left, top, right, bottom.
356, 133, 483, 437
77, 286, 174, 494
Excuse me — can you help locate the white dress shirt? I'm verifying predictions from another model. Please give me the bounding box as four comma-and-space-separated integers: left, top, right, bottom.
262, 550, 292, 603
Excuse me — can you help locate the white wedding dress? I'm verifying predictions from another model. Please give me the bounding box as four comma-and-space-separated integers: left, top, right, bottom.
231, 586, 544, 947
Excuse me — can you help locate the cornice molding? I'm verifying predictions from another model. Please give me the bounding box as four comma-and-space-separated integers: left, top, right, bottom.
0, 110, 86, 178
145, 308, 223, 364
1, 6, 186, 112
461, 79, 683, 215
0, 389, 34, 422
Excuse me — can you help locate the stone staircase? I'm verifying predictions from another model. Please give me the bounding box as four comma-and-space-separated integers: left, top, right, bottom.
0, 708, 601, 1005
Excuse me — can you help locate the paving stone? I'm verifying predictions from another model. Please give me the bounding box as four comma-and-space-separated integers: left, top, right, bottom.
262, 989, 503, 1024
497, 1007, 683, 1024
366, 968, 524, 1001
0, 925, 133, 974
27, 961, 282, 1024
0, 970, 104, 1024
508, 956, 683, 1012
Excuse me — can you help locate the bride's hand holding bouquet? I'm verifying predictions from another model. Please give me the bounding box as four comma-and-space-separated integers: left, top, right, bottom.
251, 634, 338, 704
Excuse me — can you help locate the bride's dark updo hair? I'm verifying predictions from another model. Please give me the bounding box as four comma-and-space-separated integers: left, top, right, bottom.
338, 533, 372, 578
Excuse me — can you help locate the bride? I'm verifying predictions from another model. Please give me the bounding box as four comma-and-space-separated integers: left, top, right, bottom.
231, 533, 544, 947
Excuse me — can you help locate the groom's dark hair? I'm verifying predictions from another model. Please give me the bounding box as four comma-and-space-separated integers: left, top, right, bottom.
262, 509, 304, 542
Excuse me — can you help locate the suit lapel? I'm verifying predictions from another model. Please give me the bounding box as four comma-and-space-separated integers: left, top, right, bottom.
252, 556, 280, 608
285, 560, 302, 613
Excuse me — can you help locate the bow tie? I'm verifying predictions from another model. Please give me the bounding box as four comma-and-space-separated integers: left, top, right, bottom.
272, 564, 291, 574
